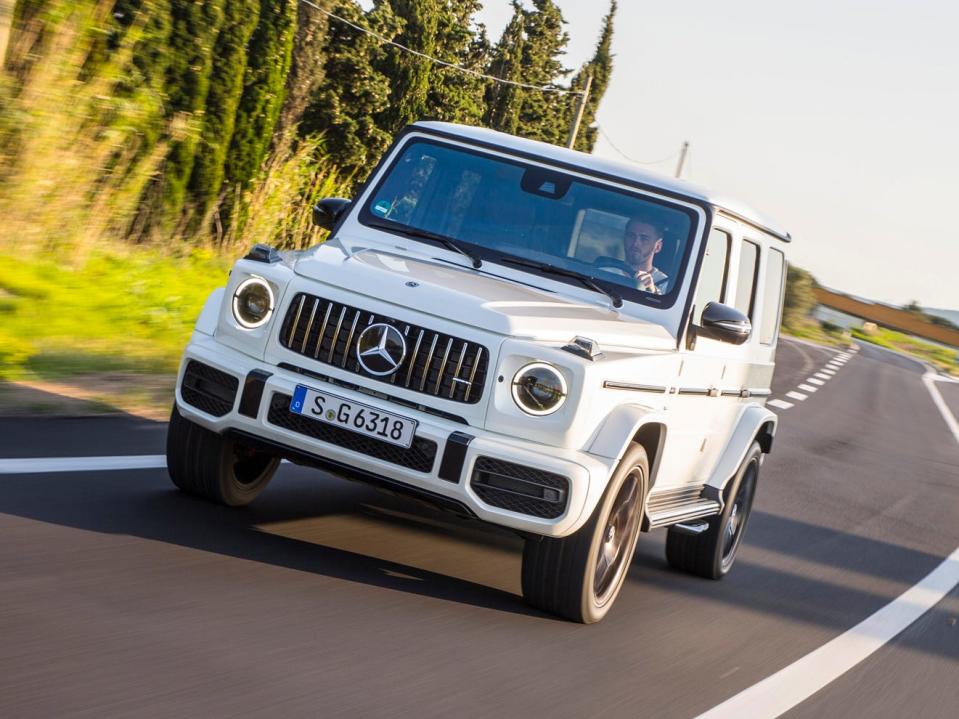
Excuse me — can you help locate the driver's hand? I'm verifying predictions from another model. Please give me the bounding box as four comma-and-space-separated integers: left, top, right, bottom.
635, 270, 657, 293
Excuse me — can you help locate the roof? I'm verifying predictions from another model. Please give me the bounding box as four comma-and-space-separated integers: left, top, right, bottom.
412, 121, 791, 243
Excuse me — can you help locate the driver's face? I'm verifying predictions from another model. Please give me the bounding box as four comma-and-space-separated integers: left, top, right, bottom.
624, 220, 663, 267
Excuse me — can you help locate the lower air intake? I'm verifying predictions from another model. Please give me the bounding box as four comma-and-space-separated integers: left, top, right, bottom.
180, 360, 238, 417
470, 456, 569, 519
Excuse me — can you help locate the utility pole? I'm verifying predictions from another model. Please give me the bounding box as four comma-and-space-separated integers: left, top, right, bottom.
675, 141, 689, 178
566, 72, 593, 149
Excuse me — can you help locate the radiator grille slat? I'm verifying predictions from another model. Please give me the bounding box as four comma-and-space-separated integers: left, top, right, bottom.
279, 293, 489, 404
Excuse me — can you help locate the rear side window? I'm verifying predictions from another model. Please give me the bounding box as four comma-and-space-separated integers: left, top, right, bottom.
760, 248, 786, 344
692, 229, 730, 323
734, 240, 759, 319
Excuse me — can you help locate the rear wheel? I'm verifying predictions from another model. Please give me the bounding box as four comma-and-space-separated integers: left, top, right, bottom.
166, 405, 279, 506
666, 441, 761, 579
521, 444, 648, 623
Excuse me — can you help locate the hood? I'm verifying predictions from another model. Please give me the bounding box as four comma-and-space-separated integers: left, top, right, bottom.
293, 240, 677, 351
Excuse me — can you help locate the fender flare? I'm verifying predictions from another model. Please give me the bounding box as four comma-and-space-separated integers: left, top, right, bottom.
194, 287, 225, 336
587, 403, 669, 487
703, 404, 777, 505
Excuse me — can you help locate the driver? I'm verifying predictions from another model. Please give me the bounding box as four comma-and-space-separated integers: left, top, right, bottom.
623, 217, 669, 294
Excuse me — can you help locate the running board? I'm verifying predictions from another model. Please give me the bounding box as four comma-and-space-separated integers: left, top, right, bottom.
644, 486, 721, 530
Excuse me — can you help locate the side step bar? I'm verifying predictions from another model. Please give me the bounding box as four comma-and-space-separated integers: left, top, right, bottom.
644, 485, 721, 530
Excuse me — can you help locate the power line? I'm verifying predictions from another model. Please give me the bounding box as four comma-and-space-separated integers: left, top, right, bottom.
298, 0, 584, 96
596, 124, 678, 166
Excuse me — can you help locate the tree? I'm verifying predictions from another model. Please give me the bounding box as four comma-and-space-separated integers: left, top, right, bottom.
187, 0, 261, 229
568, 1, 615, 152
423, 0, 490, 126
782, 265, 818, 329
274, 0, 330, 144
300, 0, 401, 173
513, 0, 569, 145
484, 1, 526, 135
223, 0, 297, 193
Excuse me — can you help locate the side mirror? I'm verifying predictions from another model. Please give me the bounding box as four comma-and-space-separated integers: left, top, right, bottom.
700, 302, 751, 345
312, 197, 351, 230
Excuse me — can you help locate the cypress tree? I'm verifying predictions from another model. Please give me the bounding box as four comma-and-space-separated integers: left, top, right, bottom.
223, 0, 297, 192
514, 0, 569, 146
274, 0, 330, 144
569, 0, 615, 153
187, 0, 260, 228
301, 0, 401, 172
424, 0, 489, 126
375, 0, 440, 132
484, 1, 526, 135
141, 0, 225, 238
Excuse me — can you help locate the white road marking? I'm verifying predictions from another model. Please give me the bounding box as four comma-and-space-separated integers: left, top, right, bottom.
0, 455, 168, 475
798, 384, 817, 393
821, 369, 836, 376
785, 391, 808, 401
827, 362, 843, 369
697, 367, 959, 719
807, 378, 825, 386
814, 373, 831, 380
768, 399, 794, 410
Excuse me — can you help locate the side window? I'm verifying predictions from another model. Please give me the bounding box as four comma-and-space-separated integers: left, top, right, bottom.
734, 240, 759, 319
760, 248, 786, 344
692, 229, 730, 323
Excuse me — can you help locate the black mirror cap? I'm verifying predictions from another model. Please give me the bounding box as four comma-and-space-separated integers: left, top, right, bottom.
700, 302, 751, 345
312, 197, 352, 230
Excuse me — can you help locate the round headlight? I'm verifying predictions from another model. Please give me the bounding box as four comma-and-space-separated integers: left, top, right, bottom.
511, 362, 568, 416
232, 277, 274, 329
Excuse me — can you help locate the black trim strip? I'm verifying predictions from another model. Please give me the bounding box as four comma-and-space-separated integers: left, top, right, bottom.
238, 369, 272, 418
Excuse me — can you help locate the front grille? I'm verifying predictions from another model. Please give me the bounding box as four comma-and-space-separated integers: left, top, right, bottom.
279, 293, 489, 404
470, 456, 569, 519
181, 360, 238, 417
267, 393, 437, 473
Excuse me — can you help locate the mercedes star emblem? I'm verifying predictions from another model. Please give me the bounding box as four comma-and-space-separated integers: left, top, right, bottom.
356, 323, 407, 376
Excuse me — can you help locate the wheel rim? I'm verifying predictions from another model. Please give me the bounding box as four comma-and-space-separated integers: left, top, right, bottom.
720, 462, 757, 569
232, 442, 274, 486
593, 470, 642, 604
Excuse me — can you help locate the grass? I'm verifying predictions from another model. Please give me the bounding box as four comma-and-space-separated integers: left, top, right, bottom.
0, 245, 229, 382
781, 319, 851, 349
851, 326, 958, 376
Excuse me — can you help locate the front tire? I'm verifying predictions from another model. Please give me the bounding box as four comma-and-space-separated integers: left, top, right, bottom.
166, 405, 279, 506
521, 444, 649, 623
665, 441, 761, 579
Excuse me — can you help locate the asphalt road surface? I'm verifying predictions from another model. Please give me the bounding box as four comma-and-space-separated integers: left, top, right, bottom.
1, 339, 957, 718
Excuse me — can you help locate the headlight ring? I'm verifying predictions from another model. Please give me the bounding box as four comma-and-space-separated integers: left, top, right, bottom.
511, 362, 568, 416
232, 277, 275, 329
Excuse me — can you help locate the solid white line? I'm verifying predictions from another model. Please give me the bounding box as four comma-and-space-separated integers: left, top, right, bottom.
798, 384, 817, 393
807, 378, 825, 386
785, 391, 808, 401
0, 455, 167, 475
696, 367, 959, 719
695, 547, 959, 719
768, 399, 794, 410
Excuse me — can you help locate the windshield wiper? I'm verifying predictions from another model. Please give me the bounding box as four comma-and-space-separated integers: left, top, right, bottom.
365, 219, 482, 268
498, 257, 623, 308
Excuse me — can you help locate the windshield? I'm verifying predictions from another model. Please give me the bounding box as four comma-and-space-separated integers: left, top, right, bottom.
359, 138, 700, 307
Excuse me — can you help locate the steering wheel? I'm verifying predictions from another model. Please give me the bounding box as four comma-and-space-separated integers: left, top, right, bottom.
591, 255, 633, 278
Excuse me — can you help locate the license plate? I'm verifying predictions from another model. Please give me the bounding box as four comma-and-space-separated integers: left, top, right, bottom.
289, 385, 417, 448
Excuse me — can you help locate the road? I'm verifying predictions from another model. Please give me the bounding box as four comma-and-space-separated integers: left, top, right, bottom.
0, 339, 957, 718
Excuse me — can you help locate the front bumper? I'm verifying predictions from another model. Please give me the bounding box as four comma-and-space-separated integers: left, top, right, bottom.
174, 333, 613, 537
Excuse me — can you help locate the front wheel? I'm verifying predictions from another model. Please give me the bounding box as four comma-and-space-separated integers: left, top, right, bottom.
166, 405, 279, 506
521, 444, 649, 623
665, 441, 761, 579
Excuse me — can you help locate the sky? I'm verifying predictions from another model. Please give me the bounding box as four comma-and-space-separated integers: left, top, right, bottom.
362, 1, 959, 310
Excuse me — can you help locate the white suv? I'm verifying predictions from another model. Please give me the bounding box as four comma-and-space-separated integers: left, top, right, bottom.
167, 121, 788, 623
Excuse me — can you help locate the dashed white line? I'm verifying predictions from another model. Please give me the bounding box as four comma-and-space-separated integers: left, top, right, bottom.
768, 399, 794, 410
807, 378, 825, 386
815, 372, 832, 380
798, 384, 817, 393
821, 369, 836, 376
785, 391, 808, 401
